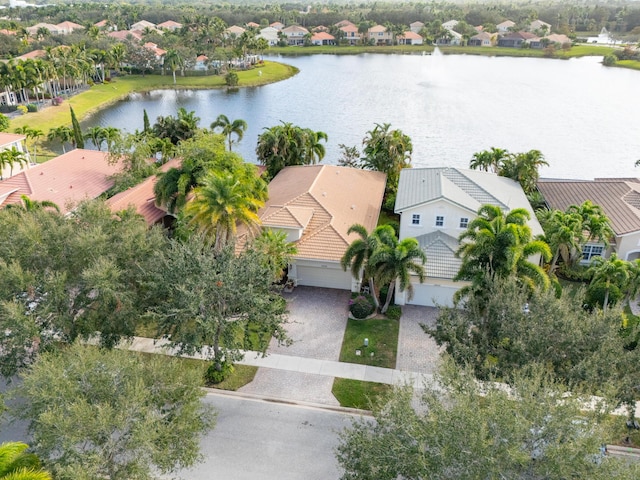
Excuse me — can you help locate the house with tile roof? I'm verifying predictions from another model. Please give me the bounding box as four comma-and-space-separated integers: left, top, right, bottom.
0, 133, 30, 179
107, 158, 179, 227
26, 23, 61, 36
55, 21, 84, 35
131, 20, 156, 31
269, 22, 284, 31
108, 30, 143, 42
157, 20, 182, 31
310, 31, 335, 46
339, 24, 360, 45
282, 25, 309, 46
335, 20, 355, 29
410, 21, 425, 34
258, 26, 279, 46
537, 178, 640, 262
496, 20, 516, 33
238, 165, 386, 290
397, 31, 423, 45
367, 24, 393, 45
436, 29, 463, 46
394, 167, 542, 307
469, 31, 493, 47
0, 149, 121, 213
529, 19, 552, 35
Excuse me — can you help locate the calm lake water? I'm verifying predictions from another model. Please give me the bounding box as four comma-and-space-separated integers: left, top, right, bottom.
84, 52, 640, 179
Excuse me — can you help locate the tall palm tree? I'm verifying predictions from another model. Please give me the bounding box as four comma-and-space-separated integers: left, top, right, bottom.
456, 204, 552, 293
5, 195, 60, 213
84, 126, 106, 150
341, 224, 397, 310
251, 228, 298, 282
210, 114, 247, 151
567, 200, 614, 245
369, 235, 427, 313
498, 150, 549, 194
0, 442, 52, 480
47, 125, 73, 153
163, 49, 183, 85
589, 253, 629, 312
185, 169, 266, 251
469, 147, 509, 173
537, 209, 583, 273
0, 147, 28, 178
101, 126, 121, 152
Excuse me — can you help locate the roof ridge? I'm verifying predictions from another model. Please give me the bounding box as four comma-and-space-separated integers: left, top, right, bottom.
447, 168, 508, 209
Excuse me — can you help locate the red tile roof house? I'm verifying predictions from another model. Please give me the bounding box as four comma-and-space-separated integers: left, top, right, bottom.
397, 31, 423, 46
237, 165, 386, 291
0, 133, 31, 180
0, 149, 121, 213
106, 158, 180, 227
310, 31, 335, 46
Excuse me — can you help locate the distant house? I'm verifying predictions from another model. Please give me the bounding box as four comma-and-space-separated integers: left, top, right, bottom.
269, 21, 284, 31
157, 20, 182, 32
130, 20, 156, 31
498, 32, 536, 48
442, 20, 459, 31
246, 22, 260, 29
310, 31, 335, 46
225, 25, 246, 37
335, 19, 355, 29
237, 165, 386, 291
529, 19, 551, 34
340, 24, 360, 45
55, 21, 84, 35
394, 167, 542, 307
410, 21, 424, 34
436, 30, 462, 46
537, 178, 640, 263
107, 158, 180, 227
143, 42, 166, 62
367, 24, 393, 45
258, 26, 279, 46
0, 149, 121, 212
0, 133, 30, 179
468, 31, 493, 46
281, 25, 309, 46
312, 25, 329, 33
544, 33, 572, 47
397, 31, 423, 45
194, 55, 208, 71
108, 30, 143, 42
496, 20, 516, 33
16, 49, 46, 60
26, 22, 61, 36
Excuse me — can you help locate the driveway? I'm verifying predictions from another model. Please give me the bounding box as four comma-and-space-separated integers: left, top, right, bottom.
396, 305, 442, 375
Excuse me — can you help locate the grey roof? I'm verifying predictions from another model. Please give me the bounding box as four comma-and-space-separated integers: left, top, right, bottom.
415, 231, 461, 279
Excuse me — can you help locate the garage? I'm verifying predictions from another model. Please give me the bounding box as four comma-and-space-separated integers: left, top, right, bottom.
293, 262, 353, 290
403, 282, 459, 308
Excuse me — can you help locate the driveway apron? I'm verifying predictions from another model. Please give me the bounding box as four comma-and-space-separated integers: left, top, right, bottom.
396, 305, 442, 375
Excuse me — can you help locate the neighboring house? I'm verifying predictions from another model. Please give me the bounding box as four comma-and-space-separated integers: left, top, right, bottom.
269, 22, 284, 30
537, 178, 640, 262
340, 24, 360, 44
55, 21, 84, 35
310, 31, 335, 46
367, 24, 393, 45
225, 25, 246, 37
397, 31, 423, 45
130, 20, 156, 31
544, 33, 572, 47
442, 20, 459, 31
468, 31, 493, 46
246, 22, 260, 29
157, 20, 182, 31
237, 165, 386, 291
436, 30, 462, 46
258, 26, 279, 46
16, 49, 46, 60
26, 23, 60, 36
108, 30, 143, 42
313, 25, 329, 32
394, 167, 542, 307
143, 42, 166, 62
496, 20, 516, 33
498, 31, 534, 48
94, 19, 116, 31
0, 149, 121, 212
107, 158, 180, 227
0, 133, 30, 179
281, 25, 309, 46
335, 20, 355, 29
194, 54, 208, 71
410, 21, 425, 34
529, 19, 551, 34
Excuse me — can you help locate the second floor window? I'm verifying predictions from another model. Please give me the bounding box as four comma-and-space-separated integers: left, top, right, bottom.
460, 217, 469, 228
435, 216, 444, 227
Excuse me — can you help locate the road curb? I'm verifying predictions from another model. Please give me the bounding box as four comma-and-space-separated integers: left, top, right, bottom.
202, 386, 373, 417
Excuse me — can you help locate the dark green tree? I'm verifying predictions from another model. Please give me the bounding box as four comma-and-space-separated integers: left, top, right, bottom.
69, 106, 84, 149
142, 109, 150, 132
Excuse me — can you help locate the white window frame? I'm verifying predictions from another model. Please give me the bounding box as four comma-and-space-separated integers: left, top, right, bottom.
459, 217, 469, 229
581, 244, 605, 263
411, 214, 421, 226
435, 215, 444, 227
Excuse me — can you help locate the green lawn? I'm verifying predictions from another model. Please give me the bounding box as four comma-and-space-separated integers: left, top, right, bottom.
208, 364, 258, 391
332, 378, 393, 409
615, 59, 640, 71
9, 61, 298, 134
339, 318, 399, 369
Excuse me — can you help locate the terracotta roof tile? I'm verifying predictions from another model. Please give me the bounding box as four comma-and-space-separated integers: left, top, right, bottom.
0, 133, 26, 148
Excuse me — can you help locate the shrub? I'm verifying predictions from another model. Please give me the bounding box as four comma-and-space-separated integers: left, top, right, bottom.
26, 103, 37, 112
52, 96, 64, 106
585, 283, 622, 310
204, 361, 234, 384
386, 305, 402, 321
225, 71, 239, 87
350, 294, 375, 319
603, 54, 617, 66
16, 105, 28, 115
0, 113, 8, 132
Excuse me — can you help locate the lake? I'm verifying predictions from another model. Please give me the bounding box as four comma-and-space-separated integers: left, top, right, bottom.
83, 51, 640, 180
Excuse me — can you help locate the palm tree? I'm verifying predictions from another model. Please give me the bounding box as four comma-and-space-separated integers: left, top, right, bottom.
537, 209, 583, 273
14, 127, 41, 163
185, 169, 266, 251
498, 150, 549, 194
341, 224, 397, 310
101, 127, 121, 152
252, 229, 298, 282
589, 253, 629, 312
369, 235, 427, 313
456, 204, 552, 293
469, 147, 509, 173
0, 442, 52, 480
210, 114, 247, 151
163, 49, 183, 84
0, 147, 28, 178
5, 195, 60, 213
567, 200, 614, 244
47, 126, 73, 153
84, 126, 106, 150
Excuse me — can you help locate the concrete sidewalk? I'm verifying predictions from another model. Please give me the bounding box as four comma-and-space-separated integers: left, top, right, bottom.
125, 336, 434, 389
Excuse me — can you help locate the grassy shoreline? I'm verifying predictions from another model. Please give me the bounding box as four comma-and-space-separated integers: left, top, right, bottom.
9, 60, 298, 133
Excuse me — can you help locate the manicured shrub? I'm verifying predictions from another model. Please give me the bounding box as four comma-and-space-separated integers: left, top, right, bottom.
17, 105, 28, 115
350, 294, 375, 319
204, 361, 234, 384
386, 305, 402, 321
26, 103, 37, 112
225, 71, 239, 87
585, 284, 622, 310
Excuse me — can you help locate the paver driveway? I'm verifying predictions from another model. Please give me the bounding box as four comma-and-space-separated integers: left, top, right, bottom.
396, 305, 442, 374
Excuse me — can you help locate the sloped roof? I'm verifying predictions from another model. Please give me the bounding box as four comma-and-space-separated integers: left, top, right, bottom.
415, 231, 462, 279
246, 165, 386, 262
368, 25, 387, 33
311, 31, 335, 41
56, 21, 84, 30
226, 25, 246, 35
0, 149, 121, 213
157, 20, 182, 29
545, 33, 571, 44
335, 20, 355, 28
246, 22, 260, 28
131, 20, 156, 29
497, 20, 516, 28
537, 178, 640, 235
108, 30, 142, 41
340, 25, 358, 34
0, 133, 26, 148
282, 25, 309, 34
398, 31, 422, 40
16, 49, 46, 60
106, 158, 180, 225
471, 31, 492, 40
396, 167, 543, 235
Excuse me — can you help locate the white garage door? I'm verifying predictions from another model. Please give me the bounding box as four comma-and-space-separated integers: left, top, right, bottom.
295, 265, 352, 290
408, 283, 458, 307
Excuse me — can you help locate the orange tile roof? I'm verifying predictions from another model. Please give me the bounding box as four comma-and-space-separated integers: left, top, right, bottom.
0, 29, 16, 35
106, 158, 180, 225
398, 31, 422, 40
0, 133, 26, 148
311, 31, 335, 41
56, 21, 84, 30
0, 149, 122, 213
157, 20, 182, 29
108, 30, 142, 41
244, 165, 386, 262
16, 49, 46, 60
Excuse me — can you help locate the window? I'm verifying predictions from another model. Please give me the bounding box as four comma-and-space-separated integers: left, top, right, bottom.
411, 214, 421, 226
582, 244, 605, 262
435, 216, 444, 227
459, 217, 469, 229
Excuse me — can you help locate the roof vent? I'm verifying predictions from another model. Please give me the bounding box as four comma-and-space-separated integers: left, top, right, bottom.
351, 205, 356, 209
322, 192, 327, 196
